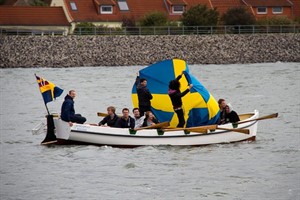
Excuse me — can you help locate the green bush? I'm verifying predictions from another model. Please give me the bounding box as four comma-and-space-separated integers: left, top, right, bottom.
256, 16, 293, 25
294, 17, 300, 24
75, 22, 96, 35
30, 0, 48, 6
182, 4, 219, 26
139, 11, 168, 26
222, 7, 256, 25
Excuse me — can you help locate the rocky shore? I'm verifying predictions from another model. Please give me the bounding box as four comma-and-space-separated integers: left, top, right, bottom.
0, 33, 299, 68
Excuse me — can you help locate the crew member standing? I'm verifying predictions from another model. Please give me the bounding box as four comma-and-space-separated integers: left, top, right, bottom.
135, 72, 153, 116
168, 72, 193, 128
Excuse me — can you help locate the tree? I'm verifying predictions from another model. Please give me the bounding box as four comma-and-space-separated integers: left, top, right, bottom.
122, 16, 136, 27
182, 4, 219, 26
139, 11, 168, 26
30, 0, 48, 6
222, 7, 256, 25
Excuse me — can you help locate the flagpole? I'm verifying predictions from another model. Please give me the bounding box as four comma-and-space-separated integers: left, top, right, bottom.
44, 101, 51, 116
35, 74, 51, 116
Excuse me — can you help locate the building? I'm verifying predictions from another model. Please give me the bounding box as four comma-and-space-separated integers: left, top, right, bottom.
0, 6, 70, 35
242, 0, 294, 20
51, 0, 298, 29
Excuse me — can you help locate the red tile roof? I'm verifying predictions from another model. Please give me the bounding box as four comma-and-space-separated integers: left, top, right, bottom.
0, 7, 70, 26
167, 0, 187, 5
94, 0, 116, 5
243, 0, 292, 7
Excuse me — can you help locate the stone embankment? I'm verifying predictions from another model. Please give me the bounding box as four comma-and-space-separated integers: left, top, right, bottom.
0, 34, 299, 68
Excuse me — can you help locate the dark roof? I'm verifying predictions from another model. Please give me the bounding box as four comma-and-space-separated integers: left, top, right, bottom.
0, 6, 70, 26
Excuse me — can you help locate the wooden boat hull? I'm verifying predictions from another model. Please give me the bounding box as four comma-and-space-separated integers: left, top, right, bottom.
50, 110, 259, 147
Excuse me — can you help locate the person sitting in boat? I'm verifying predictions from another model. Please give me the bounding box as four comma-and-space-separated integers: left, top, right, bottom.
142, 111, 159, 127
168, 72, 193, 128
224, 103, 240, 124
135, 72, 153, 116
98, 106, 119, 127
116, 108, 135, 129
61, 90, 86, 126
218, 98, 227, 125
133, 108, 145, 129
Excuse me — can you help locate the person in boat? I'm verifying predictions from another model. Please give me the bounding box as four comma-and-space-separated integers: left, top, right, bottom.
224, 103, 240, 124
133, 108, 145, 129
218, 98, 227, 125
168, 72, 193, 128
142, 111, 159, 127
135, 72, 153, 116
116, 108, 135, 129
61, 90, 86, 126
98, 106, 118, 127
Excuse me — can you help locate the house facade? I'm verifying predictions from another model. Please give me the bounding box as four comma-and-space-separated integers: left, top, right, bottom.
242, 0, 294, 20
1, 0, 299, 35
52, 0, 298, 30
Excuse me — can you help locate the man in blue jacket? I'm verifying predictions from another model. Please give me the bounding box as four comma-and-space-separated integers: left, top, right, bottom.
61, 90, 86, 126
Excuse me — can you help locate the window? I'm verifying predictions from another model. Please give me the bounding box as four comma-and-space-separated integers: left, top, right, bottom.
101, 5, 113, 14
257, 7, 267, 14
70, 2, 77, 11
272, 7, 283, 14
118, 0, 129, 11
172, 5, 184, 13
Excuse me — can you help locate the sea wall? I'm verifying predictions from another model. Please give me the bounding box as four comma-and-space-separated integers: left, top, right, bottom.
0, 34, 299, 68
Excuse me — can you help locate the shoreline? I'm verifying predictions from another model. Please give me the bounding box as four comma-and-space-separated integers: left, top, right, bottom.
0, 33, 299, 68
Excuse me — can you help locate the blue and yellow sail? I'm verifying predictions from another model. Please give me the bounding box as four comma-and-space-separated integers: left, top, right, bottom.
35, 74, 63, 105
132, 59, 220, 128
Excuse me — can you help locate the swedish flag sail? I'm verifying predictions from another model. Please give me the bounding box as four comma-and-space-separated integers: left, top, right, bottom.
132, 59, 220, 128
35, 74, 63, 104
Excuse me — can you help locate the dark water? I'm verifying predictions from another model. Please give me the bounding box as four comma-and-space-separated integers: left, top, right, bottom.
0, 63, 299, 200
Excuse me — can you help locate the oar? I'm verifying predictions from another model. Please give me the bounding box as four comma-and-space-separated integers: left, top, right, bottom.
97, 112, 122, 117
237, 113, 278, 125
163, 124, 217, 133
97, 112, 108, 117
136, 121, 170, 130
164, 124, 249, 134
216, 127, 249, 134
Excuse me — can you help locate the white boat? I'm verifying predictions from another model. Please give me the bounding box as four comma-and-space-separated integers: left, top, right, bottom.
40, 110, 260, 147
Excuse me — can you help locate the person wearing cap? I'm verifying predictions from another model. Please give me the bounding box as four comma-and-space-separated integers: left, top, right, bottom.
135, 72, 153, 116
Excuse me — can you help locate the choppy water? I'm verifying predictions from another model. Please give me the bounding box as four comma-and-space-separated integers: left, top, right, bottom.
0, 63, 299, 200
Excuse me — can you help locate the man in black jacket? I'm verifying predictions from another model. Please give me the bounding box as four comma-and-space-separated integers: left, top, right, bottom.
168, 72, 193, 128
135, 72, 153, 116
98, 106, 119, 127
116, 108, 135, 129
61, 90, 86, 126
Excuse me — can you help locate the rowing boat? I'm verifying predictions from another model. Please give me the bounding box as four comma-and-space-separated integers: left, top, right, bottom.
39, 110, 259, 147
